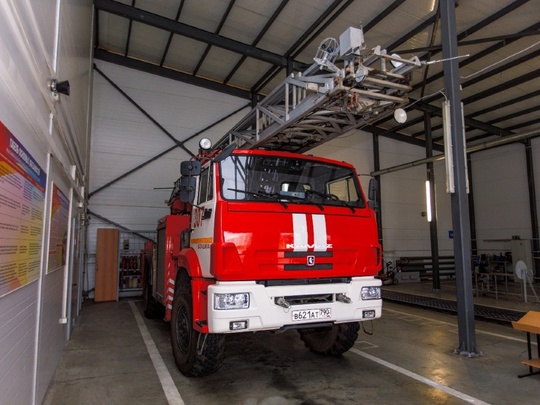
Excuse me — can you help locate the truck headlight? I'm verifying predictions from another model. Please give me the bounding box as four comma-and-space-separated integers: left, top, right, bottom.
361, 286, 381, 300
214, 293, 250, 310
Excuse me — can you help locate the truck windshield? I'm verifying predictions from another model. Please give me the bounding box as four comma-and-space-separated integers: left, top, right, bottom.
219, 154, 365, 208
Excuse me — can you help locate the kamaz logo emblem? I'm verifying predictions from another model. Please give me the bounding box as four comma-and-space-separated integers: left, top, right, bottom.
286, 243, 333, 249
307, 255, 315, 266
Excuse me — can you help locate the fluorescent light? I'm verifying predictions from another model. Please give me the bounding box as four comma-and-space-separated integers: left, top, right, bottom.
425, 180, 432, 222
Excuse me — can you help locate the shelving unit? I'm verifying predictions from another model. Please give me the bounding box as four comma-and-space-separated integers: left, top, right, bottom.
118, 231, 156, 298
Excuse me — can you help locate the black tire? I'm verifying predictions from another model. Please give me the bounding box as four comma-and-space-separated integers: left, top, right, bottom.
298, 322, 360, 356
143, 257, 163, 319
171, 272, 225, 377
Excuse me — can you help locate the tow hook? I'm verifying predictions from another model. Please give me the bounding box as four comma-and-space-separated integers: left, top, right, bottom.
276, 297, 291, 309
336, 293, 352, 303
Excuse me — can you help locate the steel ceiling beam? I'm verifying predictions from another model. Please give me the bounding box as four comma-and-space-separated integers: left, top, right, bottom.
363, 0, 407, 31
413, 101, 514, 137
412, 104, 538, 139
251, 0, 350, 94
468, 89, 540, 119
411, 21, 540, 91
415, 0, 536, 86
93, 0, 292, 68
397, 30, 540, 54
193, 0, 237, 76
94, 49, 251, 100
386, 15, 437, 52
364, 125, 444, 152
224, 0, 290, 85
159, 0, 184, 67
372, 1, 535, 130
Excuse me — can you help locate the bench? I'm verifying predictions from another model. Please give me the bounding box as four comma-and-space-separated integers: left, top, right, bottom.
395, 256, 455, 280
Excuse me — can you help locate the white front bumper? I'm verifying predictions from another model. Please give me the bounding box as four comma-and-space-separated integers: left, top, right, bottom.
207, 277, 382, 333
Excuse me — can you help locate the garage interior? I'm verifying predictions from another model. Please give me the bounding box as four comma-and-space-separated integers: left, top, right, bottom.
1, 1, 540, 404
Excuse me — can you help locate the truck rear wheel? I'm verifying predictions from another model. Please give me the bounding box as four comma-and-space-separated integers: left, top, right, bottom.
171, 273, 225, 377
298, 322, 360, 356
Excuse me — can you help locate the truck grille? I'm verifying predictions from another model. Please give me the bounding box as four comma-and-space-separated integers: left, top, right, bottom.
258, 277, 350, 287
275, 294, 333, 306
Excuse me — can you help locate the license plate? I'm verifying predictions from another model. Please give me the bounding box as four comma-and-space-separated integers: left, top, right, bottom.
291, 308, 331, 321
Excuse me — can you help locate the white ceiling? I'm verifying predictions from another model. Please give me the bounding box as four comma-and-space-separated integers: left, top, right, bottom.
93, 0, 540, 149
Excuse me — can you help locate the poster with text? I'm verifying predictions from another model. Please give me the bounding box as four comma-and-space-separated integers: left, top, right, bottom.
48, 183, 69, 273
0, 121, 46, 297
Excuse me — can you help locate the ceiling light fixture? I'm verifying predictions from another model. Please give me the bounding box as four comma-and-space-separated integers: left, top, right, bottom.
394, 108, 407, 124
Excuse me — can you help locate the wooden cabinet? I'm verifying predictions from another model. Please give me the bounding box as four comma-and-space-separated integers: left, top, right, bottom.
95, 228, 119, 302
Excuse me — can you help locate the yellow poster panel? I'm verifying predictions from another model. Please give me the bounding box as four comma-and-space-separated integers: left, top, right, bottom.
47, 183, 69, 273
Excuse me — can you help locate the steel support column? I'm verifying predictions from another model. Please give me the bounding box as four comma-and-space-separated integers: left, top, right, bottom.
467, 155, 478, 256
440, 0, 478, 356
373, 133, 383, 247
525, 139, 540, 277
425, 113, 440, 290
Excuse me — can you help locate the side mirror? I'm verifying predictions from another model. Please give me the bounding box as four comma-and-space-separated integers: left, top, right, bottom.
179, 176, 196, 203
368, 178, 378, 201
180, 160, 201, 176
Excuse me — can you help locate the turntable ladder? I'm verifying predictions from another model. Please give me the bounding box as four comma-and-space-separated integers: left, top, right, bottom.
214, 40, 422, 154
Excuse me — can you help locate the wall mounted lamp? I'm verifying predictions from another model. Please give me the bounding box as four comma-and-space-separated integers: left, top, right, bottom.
49, 79, 70, 96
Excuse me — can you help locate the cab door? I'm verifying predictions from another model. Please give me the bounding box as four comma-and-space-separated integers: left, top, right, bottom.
190, 163, 216, 277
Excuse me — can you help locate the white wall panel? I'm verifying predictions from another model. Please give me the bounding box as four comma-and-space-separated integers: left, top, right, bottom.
472, 143, 531, 255
55, 0, 95, 171
0, 286, 38, 405
315, 133, 455, 260
36, 269, 66, 401
378, 137, 429, 260
533, 138, 540, 234
311, 129, 374, 192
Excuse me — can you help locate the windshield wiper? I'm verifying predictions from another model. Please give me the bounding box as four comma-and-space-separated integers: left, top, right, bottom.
278, 193, 324, 211
305, 189, 356, 213
227, 188, 288, 208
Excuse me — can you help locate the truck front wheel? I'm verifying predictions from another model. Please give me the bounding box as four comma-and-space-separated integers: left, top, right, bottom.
171, 273, 225, 377
298, 322, 360, 356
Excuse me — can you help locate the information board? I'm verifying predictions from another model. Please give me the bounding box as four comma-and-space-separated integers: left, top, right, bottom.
0, 121, 46, 297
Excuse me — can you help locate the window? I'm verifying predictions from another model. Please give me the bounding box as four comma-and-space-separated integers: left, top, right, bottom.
198, 165, 213, 204
219, 154, 365, 208
329, 177, 360, 202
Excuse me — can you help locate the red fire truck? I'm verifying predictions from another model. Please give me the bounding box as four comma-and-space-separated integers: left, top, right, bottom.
142, 27, 421, 376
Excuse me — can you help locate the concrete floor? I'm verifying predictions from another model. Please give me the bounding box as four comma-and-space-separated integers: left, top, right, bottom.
43, 283, 540, 405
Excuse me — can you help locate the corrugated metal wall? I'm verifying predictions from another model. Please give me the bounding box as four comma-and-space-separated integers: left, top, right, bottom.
0, 1, 93, 404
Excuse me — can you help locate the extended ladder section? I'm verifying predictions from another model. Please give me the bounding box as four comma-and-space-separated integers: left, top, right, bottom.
214, 27, 422, 154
